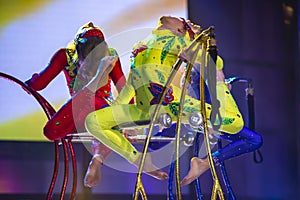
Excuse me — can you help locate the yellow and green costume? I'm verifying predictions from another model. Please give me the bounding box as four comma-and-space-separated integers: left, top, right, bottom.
85, 29, 244, 163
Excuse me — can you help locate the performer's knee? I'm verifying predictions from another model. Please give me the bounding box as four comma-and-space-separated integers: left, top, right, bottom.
85, 112, 100, 133
248, 130, 263, 151
44, 119, 74, 140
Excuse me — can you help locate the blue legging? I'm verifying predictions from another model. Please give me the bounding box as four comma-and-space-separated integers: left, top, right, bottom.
212, 126, 262, 164
149, 124, 262, 164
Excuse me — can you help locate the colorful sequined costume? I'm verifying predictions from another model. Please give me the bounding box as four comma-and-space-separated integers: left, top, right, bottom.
85, 28, 244, 163
190, 67, 262, 164
153, 66, 263, 163
26, 22, 127, 163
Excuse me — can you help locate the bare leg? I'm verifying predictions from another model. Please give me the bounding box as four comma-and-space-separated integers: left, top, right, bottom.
84, 142, 111, 187
180, 157, 210, 186
133, 153, 169, 180
84, 154, 103, 188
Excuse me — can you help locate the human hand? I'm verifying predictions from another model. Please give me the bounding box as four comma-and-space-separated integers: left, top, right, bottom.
123, 129, 139, 143
216, 70, 225, 82
197, 26, 215, 49
24, 73, 39, 92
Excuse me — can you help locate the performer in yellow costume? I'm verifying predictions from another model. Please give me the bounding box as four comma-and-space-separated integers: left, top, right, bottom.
85, 16, 244, 180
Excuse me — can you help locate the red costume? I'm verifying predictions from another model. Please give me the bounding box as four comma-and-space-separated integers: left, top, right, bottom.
26, 23, 127, 160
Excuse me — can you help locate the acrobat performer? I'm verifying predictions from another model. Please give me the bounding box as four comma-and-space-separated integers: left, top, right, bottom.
84, 16, 244, 180
181, 45, 263, 186
26, 22, 129, 187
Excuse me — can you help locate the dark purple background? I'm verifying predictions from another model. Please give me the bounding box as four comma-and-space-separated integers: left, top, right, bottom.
188, 0, 300, 199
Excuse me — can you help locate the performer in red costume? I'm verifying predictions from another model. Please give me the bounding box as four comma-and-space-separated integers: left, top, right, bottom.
26, 22, 128, 187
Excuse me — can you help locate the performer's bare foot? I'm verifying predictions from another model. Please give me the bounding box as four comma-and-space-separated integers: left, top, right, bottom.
134, 153, 168, 180
84, 154, 103, 187
180, 157, 210, 186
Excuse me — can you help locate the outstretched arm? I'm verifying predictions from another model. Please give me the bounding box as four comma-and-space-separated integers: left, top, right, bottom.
26, 48, 67, 91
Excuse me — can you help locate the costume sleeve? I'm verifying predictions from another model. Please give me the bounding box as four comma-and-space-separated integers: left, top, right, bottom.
215, 56, 224, 70
26, 48, 68, 91
112, 71, 135, 105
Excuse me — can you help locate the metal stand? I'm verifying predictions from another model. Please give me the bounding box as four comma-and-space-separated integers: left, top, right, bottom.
0, 72, 77, 200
